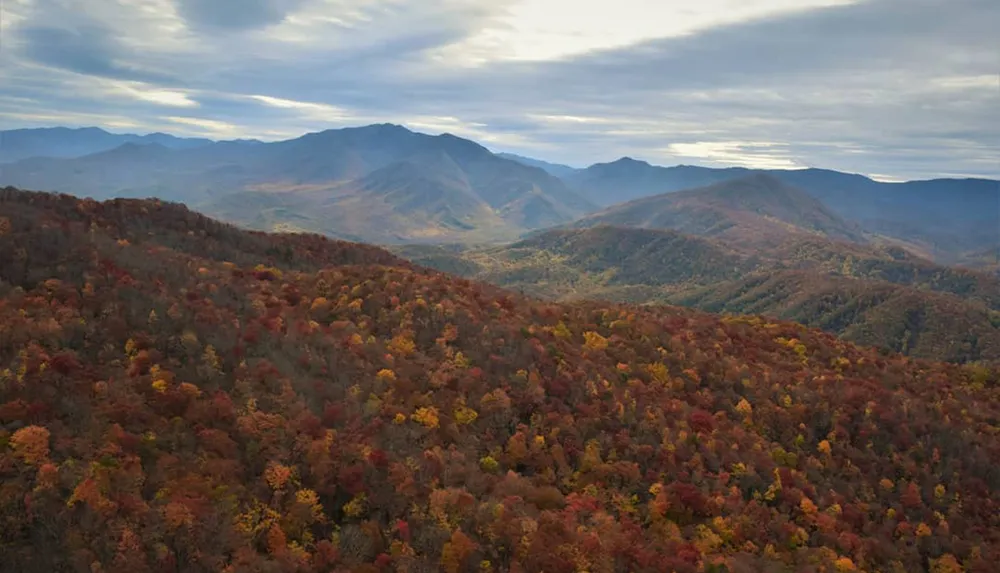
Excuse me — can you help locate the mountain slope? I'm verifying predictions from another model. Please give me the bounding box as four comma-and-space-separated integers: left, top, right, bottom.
671, 270, 1000, 363
574, 173, 867, 247
400, 224, 1000, 362
1, 186, 998, 572
285, 156, 510, 243
0, 125, 594, 244
469, 226, 751, 301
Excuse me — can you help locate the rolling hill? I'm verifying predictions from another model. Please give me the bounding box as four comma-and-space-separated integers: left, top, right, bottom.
671, 270, 1000, 363
399, 224, 1000, 363
572, 174, 868, 248
0, 125, 594, 244
0, 186, 997, 572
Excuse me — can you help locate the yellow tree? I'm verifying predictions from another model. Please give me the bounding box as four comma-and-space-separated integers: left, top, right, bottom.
10, 425, 50, 466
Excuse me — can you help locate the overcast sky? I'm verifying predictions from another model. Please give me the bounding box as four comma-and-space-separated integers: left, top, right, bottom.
1, 0, 997, 180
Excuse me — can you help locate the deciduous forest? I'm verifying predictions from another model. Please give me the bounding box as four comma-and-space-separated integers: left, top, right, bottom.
1, 187, 998, 572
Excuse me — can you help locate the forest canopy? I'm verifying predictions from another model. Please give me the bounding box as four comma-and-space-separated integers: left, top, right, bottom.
0, 187, 997, 573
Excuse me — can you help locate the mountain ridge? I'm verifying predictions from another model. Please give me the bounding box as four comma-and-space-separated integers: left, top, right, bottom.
0, 125, 595, 244
560, 157, 998, 262
573, 173, 868, 247
0, 126, 223, 163
2, 124, 996, 261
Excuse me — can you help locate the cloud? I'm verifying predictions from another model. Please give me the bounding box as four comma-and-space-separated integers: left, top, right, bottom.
932, 76, 999, 90
163, 116, 242, 137
401, 115, 546, 150
665, 142, 801, 170
443, 0, 862, 63
247, 95, 352, 123
108, 82, 199, 107
0, 0, 997, 180
174, 0, 309, 31
16, 24, 173, 83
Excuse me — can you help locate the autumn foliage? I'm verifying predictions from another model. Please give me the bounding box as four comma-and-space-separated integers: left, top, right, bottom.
0, 187, 998, 572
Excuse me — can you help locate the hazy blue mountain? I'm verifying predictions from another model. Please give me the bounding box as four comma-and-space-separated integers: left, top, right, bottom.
563, 158, 999, 262
496, 152, 579, 178
0, 126, 219, 162
2, 123, 995, 258
0, 124, 594, 244
564, 158, 747, 205
771, 169, 999, 258
573, 173, 868, 248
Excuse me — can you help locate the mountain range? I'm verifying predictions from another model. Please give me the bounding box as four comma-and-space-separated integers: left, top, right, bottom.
3, 123, 998, 361
0, 125, 593, 244
0, 126, 224, 163
1, 124, 996, 262
551, 157, 999, 263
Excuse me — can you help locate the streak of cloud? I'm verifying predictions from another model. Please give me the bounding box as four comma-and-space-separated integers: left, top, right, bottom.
0, 0, 997, 180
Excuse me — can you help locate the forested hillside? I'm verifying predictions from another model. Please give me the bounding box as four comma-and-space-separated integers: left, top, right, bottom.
401, 225, 1000, 363
0, 187, 998, 572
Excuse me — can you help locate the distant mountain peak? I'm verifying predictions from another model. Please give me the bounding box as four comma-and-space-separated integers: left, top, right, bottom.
607, 156, 652, 167
307, 123, 413, 139
49, 126, 109, 134
369, 122, 411, 132
434, 132, 485, 146
673, 173, 848, 220
700, 172, 804, 199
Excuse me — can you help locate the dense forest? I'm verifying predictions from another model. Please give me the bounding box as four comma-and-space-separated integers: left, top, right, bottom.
1, 187, 998, 572
398, 227, 1000, 363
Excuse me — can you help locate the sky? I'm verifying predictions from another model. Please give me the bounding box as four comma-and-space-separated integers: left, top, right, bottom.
0, 0, 998, 181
